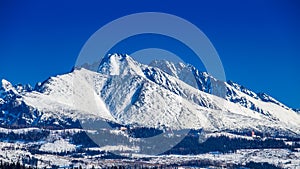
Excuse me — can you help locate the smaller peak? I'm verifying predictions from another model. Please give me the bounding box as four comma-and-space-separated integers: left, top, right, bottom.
227, 80, 237, 85
0, 79, 19, 95
227, 80, 243, 89
177, 62, 186, 68
1, 79, 13, 91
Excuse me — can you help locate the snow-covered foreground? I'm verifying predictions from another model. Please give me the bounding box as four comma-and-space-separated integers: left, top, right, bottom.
147, 149, 300, 168
0, 126, 299, 168
0, 139, 299, 168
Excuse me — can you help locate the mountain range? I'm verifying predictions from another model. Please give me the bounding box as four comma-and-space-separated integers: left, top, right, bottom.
0, 53, 299, 168
1, 54, 299, 134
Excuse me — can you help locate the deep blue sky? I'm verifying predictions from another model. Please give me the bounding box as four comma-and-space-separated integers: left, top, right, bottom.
0, 0, 299, 108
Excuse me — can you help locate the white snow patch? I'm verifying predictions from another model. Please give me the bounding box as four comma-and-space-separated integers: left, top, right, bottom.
39, 139, 76, 153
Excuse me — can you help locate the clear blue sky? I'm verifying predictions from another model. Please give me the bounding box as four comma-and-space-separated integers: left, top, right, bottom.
0, 0, 299, 108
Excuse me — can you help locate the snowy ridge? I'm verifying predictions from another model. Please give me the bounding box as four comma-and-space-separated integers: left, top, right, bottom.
293, 108, 300, 114
149, 59, 300, 127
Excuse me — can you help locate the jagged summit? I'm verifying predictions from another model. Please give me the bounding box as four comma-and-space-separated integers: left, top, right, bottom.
98, 53, 144, 76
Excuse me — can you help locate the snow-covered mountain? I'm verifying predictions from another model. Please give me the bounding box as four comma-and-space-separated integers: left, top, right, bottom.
1, 54, 299, 136
1, 53, 300, 168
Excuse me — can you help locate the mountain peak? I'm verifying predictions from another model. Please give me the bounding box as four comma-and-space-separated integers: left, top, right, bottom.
98, 53, 144, 76
0, 79, 16, 93
106, 53, 128, 59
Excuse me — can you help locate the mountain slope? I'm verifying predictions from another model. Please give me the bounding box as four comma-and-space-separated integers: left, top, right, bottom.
149, 59, 300, 127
